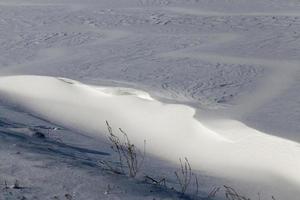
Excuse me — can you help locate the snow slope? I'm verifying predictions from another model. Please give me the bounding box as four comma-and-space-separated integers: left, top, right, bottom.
1, 75, 300, 199
0, 0, 300, 199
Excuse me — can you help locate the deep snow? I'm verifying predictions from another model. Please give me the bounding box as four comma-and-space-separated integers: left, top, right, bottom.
1, 75, 300, 199
0, 0, 300, 199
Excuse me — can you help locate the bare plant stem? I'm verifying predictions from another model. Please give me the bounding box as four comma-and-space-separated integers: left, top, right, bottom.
103, 121, 146, 178
174, 157, 193, 195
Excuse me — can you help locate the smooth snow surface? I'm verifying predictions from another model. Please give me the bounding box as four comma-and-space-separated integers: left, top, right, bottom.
1, 75, 300, 199
1, 0, 300, 199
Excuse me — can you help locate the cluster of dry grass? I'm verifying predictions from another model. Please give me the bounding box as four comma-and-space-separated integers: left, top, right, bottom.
223, 185, 277, 200
174, 157, 199, 196
98, 121, 146, 177
100, 121, 278, 200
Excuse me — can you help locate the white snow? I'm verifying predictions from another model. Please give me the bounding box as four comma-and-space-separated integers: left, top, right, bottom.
1, 75, 300, 199
0, 0, 300, 199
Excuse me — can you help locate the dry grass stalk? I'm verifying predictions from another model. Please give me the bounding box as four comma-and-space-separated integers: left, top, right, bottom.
194, 174, 199, 196
103, 121, 146, 177
174, 157, 193, 194
208, 186, 220, 199
224, 185, 250, 200
144, 175, 167, 187
224, 185, 278, 200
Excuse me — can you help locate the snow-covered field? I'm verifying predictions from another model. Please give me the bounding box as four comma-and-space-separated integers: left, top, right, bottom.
0, 0, 300, 199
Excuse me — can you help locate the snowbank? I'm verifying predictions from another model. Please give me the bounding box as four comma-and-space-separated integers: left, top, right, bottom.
0, 75, 300, 195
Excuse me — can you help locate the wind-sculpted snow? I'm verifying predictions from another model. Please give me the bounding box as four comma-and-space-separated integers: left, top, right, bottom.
1, 75, 300, 199
0, 3, 265, 105
0, 0, 300, 199
0, 2, 298, 107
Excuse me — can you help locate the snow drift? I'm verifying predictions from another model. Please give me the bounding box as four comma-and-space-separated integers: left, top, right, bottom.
0, 75, 300, 197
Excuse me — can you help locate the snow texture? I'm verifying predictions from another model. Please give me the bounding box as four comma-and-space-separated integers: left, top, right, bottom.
0, 0, 300, 199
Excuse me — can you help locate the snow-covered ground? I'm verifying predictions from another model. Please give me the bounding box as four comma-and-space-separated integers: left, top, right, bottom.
0, 0, 300, 199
